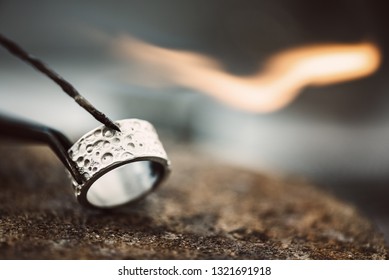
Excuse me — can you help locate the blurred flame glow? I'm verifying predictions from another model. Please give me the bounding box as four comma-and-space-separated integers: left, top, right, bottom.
115, 36, 381, 112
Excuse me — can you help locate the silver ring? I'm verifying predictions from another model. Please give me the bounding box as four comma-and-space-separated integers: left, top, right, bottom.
67, 119, 170, 209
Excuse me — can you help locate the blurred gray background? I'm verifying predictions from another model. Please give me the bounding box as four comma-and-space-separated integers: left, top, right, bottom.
1, 0, 389, 242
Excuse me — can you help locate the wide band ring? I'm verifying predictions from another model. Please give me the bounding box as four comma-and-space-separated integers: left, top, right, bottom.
68, 119, 170, 209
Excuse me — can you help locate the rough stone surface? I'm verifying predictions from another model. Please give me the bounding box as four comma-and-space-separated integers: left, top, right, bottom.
0, 143, 387, 259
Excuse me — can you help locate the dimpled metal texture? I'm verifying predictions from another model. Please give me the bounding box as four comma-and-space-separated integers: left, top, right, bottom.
68, 119, 170, 208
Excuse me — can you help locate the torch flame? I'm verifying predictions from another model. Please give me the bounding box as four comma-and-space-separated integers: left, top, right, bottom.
114, 36, 381, 113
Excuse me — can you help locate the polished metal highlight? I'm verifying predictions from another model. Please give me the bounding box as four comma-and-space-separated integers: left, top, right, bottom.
68, 119, 170, 209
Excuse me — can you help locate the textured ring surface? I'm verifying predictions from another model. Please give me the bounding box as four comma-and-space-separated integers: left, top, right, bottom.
68, 119, 170, 209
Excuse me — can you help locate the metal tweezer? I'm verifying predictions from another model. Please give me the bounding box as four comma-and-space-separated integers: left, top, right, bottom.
0, 113, 85, 184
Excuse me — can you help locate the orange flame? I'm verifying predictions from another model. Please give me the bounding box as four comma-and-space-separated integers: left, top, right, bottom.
114, 36, 381, 113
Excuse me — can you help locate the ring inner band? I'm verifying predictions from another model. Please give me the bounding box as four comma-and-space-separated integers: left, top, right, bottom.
86, 160, 163, 208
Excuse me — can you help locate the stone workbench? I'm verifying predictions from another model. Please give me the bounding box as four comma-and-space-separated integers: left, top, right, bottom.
0, 144, 387, 259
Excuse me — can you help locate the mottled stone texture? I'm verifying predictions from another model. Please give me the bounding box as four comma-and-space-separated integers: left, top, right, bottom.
0, 143, 387, 259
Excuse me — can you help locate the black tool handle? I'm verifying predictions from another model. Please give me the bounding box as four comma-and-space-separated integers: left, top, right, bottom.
0, 113, 84, 184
